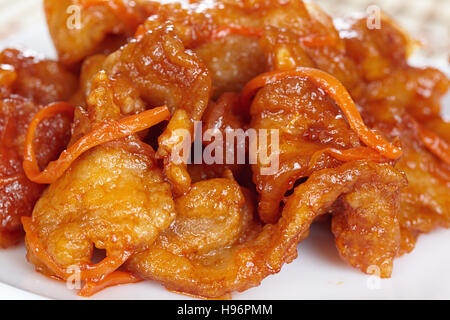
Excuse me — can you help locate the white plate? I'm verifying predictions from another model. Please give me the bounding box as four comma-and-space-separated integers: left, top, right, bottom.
0, 0, 449, 300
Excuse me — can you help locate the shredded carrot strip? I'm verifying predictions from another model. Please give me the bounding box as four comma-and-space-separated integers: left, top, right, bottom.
22, 101, 75, 182
22, 216, 132, 282
240, 67, 403, 160
23, 104, 170, 184
417, 123, 450, 165
78, 271, 142, 297
308, 147, 390, 170
210, 25, 335, 47
79, 251, 132, 282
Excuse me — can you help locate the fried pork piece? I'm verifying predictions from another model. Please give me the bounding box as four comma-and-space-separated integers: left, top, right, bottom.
70, 54, 107, 108
195, 35, 266, 98
66, 18, 213, 196
259, 26, 358, 90
0, 49, 77, 104
25, 60, 176, 279
258, 4, 359, 89
103, 21, 211, 121
331, 171, 406, 277
141, 0, 353, 95
0, 49, 76, 247
337, 15, 450, 252
336, 14, 449, 123
46, 0, 356, 96
27, 140, 175, 273
360, 101, 450, 253
45, 0, 208, 65
127, 161, 405, 297
101, 21, 212, 195
135, 2, 266, 97
250, 77, 361, 224
44, 0, 154, 65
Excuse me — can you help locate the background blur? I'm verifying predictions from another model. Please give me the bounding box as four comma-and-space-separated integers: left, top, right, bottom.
0, 0, 448, 62
316, 0, 449, 62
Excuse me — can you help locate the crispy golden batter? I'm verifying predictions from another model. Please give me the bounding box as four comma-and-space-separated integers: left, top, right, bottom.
196, 36, 266, 98
24, 48, 176, 278
44, 0, 153, 64
46, 0, 355, 94
128, 161, 405, 297
103, 22, 211, 120
71, 19, 213, 195
337, 15, 450, 253
259, 4, 358, 89
125, 21, 212, 195
27, 140, 175, 272
331, 174, 406, 277
250, 77, 361, 223
0, 49, 77, 104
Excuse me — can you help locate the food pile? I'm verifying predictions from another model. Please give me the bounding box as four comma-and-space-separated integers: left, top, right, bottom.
0, 0, 448, 298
